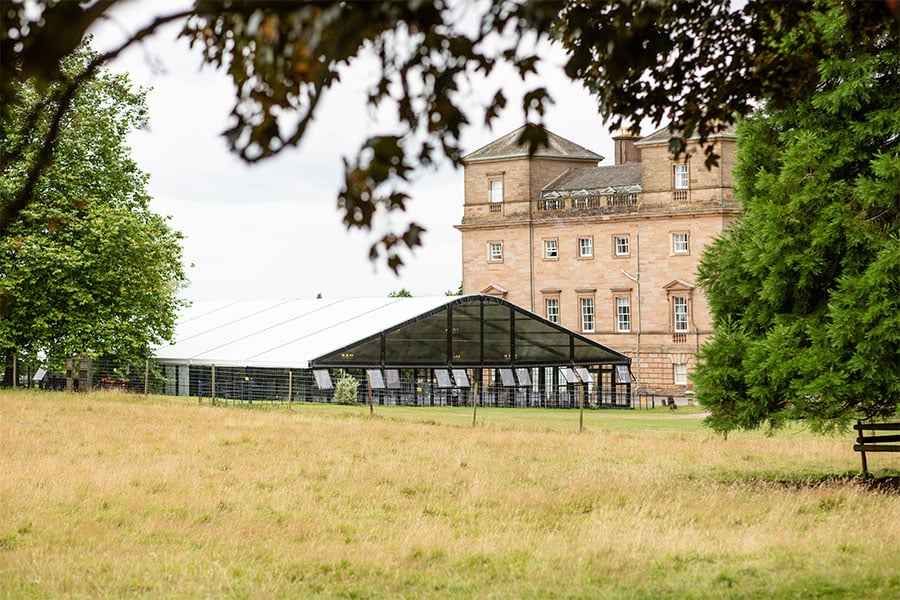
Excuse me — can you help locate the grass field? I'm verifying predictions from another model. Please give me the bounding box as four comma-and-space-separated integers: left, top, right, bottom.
1, 390, 898, 598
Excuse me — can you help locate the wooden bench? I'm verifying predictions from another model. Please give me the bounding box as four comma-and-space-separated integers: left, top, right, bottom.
853, 421, 900, 477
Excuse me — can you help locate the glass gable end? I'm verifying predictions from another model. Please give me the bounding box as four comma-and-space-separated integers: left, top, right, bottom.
310, 296, 629, 370
384, 311, 447, 365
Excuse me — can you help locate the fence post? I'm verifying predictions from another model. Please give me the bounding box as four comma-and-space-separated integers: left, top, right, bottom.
288, 370, 293, 404
12, 353, 16, 389
578, 384, 584, 433
211, 365, 216, 405
144, 359, 150, 396
471, 382, 479, 427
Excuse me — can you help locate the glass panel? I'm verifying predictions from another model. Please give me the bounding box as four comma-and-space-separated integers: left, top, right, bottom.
559, 367, 577, 383
481, 302, 511, 363
313, 369, 333, 390
572, 337, 623, 363
450, 303, 483, 363
451, 369, 470, 387
515, 368, 532, 386
315, 335, 381, 366
499, 368, 516, 387
385, 369, 401, 388
575, 367, 594, 383
385, 310, 447, 364
366, 369, 385, 389
434, 368, 452, 388
616, 365, 631, 383
514, 315, 571, 363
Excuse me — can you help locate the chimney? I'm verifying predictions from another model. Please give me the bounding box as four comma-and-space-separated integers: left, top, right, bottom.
612, 128, 642, 165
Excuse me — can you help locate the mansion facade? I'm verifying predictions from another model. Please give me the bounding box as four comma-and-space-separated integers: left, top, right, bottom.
456, 125, 740, 397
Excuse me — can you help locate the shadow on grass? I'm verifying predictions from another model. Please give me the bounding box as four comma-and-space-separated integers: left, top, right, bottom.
713, 470, 900, 494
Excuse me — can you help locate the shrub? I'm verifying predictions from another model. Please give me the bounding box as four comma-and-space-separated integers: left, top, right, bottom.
333, 371, 360, 405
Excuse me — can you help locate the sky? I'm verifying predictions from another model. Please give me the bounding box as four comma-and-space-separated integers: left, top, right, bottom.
88, 2, 620, 302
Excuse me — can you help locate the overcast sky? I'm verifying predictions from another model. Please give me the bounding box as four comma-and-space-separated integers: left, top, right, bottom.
88, 2, 620, 302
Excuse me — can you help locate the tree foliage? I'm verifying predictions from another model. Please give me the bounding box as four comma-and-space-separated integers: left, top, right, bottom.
693, 3, 900, 434
3, 1, 896, 269
0, 46, 187, 371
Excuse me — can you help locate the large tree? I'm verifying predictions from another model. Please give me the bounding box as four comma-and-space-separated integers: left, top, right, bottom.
0, 46, 186, 376
693, 3, 900, 433
2, 1, 896, 269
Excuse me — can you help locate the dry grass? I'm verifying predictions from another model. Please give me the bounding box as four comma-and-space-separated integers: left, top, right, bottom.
1, 390, 898, 598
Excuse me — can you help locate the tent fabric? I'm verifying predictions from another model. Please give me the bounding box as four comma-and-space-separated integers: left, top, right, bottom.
154, 295, 629, 370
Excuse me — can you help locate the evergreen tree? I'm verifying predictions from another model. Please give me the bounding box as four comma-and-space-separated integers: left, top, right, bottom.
694, 4, 900, 433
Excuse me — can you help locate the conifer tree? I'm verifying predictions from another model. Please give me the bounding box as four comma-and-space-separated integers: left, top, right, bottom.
694, 4, 900, 433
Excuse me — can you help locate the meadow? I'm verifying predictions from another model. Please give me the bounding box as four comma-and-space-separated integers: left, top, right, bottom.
1, 390, 897, 598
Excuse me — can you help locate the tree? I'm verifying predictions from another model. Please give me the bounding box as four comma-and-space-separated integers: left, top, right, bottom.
3, 1, 895, 269
0, 46, 187, 378
387, 288, 412, 298
693, 3, 900, 434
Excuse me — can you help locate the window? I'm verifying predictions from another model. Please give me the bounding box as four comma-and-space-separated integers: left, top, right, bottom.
489, 179, 503, 203
580, 297, 595, 332
545, 298, 559, 324
673, 296, 688, 332
672, 232, 689, 255
614, 235, 630, 257
674, 364, 688, 386
616, 297, 631, 332
544, 239, 558, 259
578, 237, 593, 258
674, 164, 689, 189
488, 242, 502, 262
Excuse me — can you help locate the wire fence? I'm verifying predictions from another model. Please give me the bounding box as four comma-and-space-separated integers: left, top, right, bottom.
3, 356, 697, 432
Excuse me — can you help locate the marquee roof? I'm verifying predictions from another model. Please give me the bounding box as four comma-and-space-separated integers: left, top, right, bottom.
154, 295, 630, 370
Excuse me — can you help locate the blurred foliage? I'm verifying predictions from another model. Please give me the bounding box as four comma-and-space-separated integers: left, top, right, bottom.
1, 0, 897, 271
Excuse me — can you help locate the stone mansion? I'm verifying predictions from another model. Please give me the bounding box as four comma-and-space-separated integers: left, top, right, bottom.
456, 125, 740, 397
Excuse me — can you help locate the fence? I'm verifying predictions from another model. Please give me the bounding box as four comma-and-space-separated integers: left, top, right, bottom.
3, 358, 693, 432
